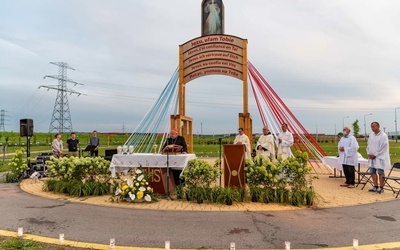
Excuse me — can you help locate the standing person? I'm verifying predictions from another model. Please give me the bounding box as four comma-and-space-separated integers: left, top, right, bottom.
234, 128, 251, 159
367, 121, 391, 194
163, 128, 188, 186
52, 133, 63, 158
277, 123, 294, 160
338, 126, 359, 188
163, 128, 188, 154
89, 130, 100, 157
66, 132, 79, 157
256, 126, 276, 161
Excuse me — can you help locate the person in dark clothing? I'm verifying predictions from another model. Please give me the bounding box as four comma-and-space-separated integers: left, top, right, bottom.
89, 130, 100, 157
163, 128, 188, 186
66, 132, 79, 157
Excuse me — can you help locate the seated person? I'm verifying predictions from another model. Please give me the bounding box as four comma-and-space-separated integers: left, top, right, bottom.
163, 128, 188, 185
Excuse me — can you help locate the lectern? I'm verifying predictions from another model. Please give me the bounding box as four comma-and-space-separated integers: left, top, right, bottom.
223, 144, 246, 187
145, 167, 175, 195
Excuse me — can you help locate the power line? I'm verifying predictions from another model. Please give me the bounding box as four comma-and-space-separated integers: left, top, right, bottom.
39, 62, 84, 134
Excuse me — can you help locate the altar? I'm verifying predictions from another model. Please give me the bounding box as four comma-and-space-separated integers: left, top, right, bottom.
109, 153, 196, 176
109, 153, 196, 194
323, 154, 369, 183
322, 154, 368, 172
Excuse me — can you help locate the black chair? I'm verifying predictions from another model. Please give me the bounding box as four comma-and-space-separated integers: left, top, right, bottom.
383, 162, 400, 198
356, 166, 373, 190
104, 149, 117, 161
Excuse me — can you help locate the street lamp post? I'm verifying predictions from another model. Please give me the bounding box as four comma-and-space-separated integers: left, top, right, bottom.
342, 116, 349, 128
364, 113, 372, 141
395, 107, 400, 143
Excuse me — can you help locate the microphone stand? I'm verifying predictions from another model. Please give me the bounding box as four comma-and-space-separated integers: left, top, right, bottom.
218, 137, 222, 187
164, 138, 173, 200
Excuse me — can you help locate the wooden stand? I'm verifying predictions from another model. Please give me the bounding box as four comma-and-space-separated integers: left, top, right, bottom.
145, 167, 175, 195
223, 144, 246, 188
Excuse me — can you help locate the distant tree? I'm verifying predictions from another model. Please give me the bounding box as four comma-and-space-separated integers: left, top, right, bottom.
352, 119, 360, 137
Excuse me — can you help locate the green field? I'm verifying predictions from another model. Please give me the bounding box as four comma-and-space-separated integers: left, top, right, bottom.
1, 131, 400, 172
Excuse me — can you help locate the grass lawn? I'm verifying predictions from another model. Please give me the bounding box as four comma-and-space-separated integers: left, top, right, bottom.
0, 236, 91, 250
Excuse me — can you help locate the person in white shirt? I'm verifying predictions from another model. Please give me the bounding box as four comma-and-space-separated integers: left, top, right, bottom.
277, 123, 293, 160
338, 126, 359, 188
52, 133, 63, 158
256, 126, 276, 161
367, 121, 391, 194
234, 128, 251, 159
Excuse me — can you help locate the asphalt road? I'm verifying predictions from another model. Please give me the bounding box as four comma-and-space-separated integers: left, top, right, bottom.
1, 183, 399, 249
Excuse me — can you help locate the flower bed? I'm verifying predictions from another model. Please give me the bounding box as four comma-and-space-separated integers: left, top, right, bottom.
44, 157, 112, 197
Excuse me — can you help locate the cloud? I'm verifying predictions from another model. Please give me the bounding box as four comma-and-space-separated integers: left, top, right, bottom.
1, 0, 400, 135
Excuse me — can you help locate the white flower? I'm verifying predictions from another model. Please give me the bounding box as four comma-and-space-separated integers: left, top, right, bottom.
144, 194, 152, 202
137, 174, 144, 181
135, 169, 142, 174
129, 192, 136, 200
147, 187, 151, 191
135, 182, 139, 187
145, 182, 148, 185
115, 188, 121, 195
139, 187, 146, 192
127, 178, 133, 187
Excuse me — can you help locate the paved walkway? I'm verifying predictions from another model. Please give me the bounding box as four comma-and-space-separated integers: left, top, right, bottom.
0, 179, 399, 250
19, 173, 398, 212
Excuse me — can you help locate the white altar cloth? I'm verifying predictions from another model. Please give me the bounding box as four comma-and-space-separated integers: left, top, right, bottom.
323, 154, 368, 171
109, 153, 197, 177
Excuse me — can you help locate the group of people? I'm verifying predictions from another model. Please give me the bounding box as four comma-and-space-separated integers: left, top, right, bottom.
233, 123, 294, 162
337, 121, 390, 194
161, 124, 294, 163
164, 121, 391, 195
51, 130, 100, 158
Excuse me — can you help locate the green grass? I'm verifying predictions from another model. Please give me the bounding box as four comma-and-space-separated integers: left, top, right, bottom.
0, 236, 90, 249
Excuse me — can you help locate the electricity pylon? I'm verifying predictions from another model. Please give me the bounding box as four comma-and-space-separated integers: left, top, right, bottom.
0, 109, 8, 131
39, 62, 83, 134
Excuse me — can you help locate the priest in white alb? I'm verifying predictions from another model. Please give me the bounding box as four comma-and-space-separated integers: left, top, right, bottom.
234, 128, 251, 159
256, 126, 276, 161
277, 123, 293, 160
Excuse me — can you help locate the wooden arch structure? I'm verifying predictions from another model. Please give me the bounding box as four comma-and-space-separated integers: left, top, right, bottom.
172, 34, 251, 153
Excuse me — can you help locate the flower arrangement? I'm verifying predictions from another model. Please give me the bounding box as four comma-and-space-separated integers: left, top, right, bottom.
114, 165, 156, 202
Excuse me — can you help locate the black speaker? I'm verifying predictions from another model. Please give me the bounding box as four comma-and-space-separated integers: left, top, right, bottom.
20, 119, 34, 137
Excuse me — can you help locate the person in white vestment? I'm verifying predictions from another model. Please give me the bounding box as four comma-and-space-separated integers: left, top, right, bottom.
277, 123, 293, 160
338, 126, 359, 188
256, 126, 276, 161
234, 128, 251, 159
203, 0, 222, 35
366, 121, 391, 194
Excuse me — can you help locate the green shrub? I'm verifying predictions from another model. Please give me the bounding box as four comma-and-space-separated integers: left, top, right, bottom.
181, 159, 221, 189
244, 150, 316, 206
5, 148, 29, 183
44, 157, 112, 197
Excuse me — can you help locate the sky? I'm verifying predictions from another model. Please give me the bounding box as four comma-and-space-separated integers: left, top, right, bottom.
1, 0, 400, 136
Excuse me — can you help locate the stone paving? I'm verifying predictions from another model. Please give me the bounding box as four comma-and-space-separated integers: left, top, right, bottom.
20, 172, 399, 212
